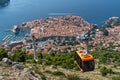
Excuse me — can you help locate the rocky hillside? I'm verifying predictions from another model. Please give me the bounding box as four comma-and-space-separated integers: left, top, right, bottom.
0, 61, 119, 80
0, 63, 40, 80
0, 48, 120, 80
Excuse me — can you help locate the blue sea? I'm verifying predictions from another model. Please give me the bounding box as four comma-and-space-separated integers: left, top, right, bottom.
0, 0, 120, 41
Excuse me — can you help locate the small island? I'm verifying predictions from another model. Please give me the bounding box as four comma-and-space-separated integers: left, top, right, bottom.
0, 0, 10, 7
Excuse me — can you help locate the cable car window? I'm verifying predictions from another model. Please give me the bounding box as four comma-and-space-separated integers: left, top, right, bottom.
84, 60, 94, 71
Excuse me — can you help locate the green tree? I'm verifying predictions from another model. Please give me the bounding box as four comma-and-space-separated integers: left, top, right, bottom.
91, 50, 120, 64
13, 49, 27, 62
0, 48, 7, 60
103, 29, 109, 36
52, 71, 65, 76
107, 68, 114, 75
100, 66, 108, 76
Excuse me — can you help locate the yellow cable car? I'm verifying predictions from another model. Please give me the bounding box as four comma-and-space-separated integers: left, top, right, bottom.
74, 50, 95, 72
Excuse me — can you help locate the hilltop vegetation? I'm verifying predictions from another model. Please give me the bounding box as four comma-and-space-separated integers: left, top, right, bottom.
0, 48, 120, 80
91, 50, 120, 65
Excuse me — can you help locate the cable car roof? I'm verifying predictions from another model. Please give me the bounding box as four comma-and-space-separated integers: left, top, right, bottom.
76, 50, 94, 61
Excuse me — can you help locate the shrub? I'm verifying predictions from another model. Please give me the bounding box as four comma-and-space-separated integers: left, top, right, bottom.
91, 50, 120, 64
34, 69, 46, 80
112, 76, 120, 80
37, 58, 42, 64
107, 68, 114, 75
13, 49, 27, 62
74, 65, 80, 71
44, 70, 52, 74
26, 54, 34, 60
50, 53, 55, 57
61, 63, 66, 68
100, 66, 114, 76
0, 48, 7, 60
52, 71, 65, 76
67, 74, 80, 80
100, 67, 108, 76
41, 52, 78, 70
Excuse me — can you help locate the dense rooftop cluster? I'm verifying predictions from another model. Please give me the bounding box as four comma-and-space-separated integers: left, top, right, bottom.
92, 26, 120, 51
19, 15, 91, 38
1, 16, 120, 54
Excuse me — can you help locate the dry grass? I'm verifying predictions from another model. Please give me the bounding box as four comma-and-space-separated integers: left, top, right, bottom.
0, 62, 119, 80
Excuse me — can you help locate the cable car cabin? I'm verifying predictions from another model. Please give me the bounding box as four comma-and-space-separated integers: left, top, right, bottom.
74, 50, 95, 72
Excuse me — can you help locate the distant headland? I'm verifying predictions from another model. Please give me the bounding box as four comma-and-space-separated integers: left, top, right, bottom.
0, 0, 10, 7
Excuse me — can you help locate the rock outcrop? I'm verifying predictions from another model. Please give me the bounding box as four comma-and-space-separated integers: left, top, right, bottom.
0, 0, 10, 7
0, 62, 41, 80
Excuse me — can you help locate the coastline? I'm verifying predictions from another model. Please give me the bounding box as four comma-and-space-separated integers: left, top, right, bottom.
0, 15, 91, 42
0, 15, 120, 53
0, 15, 119, 43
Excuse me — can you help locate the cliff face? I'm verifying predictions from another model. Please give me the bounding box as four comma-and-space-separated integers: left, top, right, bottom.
0, 0, 10, 7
